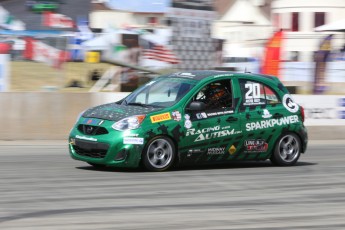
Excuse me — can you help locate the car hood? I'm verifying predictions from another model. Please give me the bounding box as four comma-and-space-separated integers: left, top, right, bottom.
82, 102, 161, 122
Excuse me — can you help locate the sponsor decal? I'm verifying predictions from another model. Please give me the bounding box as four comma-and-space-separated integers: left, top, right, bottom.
184, 114, 192, 128
229, 145, 236, 155
186, 125, 242, 142
246, 115, 299, 131
188, 149, 204, 154
150, 112, 171, 123
283, 94, 299, 113
172, 111, 182, 121
244, 139, 268, 152
83, 118, 104, 126
206, 110, 233, 117
76, 135, 97, 142
207, 147, 225, 155
123, 137, 144, 145
244, 83, 265, 106
262, 109, 272, 119
196, 112, 207, 119
83, 118, 97, 125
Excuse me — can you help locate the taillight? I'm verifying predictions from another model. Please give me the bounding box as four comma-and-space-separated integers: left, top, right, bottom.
300, 105, 305, 123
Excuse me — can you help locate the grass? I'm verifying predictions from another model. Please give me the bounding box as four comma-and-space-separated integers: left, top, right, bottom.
10, 61, 114, 92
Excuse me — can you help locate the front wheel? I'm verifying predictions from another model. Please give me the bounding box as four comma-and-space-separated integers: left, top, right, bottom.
270, 133, 301, 166
143, 137, 176, 172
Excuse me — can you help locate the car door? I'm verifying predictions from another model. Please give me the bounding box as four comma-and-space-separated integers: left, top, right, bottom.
238, 78, 284, 160
178, 78, 242, 164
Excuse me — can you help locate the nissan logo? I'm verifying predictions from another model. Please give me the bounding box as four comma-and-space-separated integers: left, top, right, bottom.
86, 126, 94, 134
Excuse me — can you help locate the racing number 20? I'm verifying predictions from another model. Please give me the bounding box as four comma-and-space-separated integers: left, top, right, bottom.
245, 83, 260, 99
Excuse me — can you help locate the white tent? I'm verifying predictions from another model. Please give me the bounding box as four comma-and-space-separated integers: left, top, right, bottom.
315, 19, 345, 32
82, 30, 140, 50
82, 33, 119, 50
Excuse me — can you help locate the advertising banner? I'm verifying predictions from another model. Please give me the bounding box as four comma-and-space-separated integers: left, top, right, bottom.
261, 30, 284, 78
23, 37, 69, 69
43, 12, 75, 29
313, 34, 333, 94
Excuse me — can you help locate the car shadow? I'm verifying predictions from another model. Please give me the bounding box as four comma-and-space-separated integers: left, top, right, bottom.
76, 166, 144, 173
76, 161, 317, 173
173, 161, 317, 172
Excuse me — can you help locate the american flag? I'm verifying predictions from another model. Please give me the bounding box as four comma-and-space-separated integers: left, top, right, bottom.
142, 41, 180, 64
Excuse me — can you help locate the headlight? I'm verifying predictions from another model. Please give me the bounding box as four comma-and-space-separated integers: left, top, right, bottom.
112, 115, 146, 131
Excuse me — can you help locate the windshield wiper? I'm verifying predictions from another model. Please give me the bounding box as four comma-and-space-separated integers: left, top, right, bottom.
127, 102, 152, 108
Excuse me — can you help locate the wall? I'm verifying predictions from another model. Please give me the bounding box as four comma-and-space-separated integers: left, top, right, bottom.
1, 92, 345, 140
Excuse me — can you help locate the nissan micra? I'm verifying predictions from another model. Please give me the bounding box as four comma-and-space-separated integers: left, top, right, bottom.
69, 71, 308, 171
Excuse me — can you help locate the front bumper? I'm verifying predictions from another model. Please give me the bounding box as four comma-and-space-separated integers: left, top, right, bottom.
68, 135, 143, 168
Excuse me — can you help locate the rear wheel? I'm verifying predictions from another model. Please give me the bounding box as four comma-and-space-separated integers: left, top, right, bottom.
143, 137, 176, 172
270, 133, 301, 166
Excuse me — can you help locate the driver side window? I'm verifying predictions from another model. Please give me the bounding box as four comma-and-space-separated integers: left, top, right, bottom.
192, 80, 233, 110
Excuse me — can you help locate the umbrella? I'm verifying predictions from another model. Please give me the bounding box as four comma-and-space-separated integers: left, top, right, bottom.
315, 19, 345, 32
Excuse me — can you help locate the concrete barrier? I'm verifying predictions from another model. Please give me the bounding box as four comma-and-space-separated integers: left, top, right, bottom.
0, 92, 344, 140
1, 92, 91, 140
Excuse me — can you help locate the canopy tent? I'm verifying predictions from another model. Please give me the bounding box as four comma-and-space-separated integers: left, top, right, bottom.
82, 30, 141, 50
315, 19, 345, 32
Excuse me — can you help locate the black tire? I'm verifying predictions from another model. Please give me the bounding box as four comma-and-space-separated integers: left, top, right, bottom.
87, 162, 106, 169
142, 136, 176, 172
270, 133, 301, 166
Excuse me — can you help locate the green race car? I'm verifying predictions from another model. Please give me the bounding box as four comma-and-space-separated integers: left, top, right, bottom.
26, 0, 60, 13
69, 71, 308, 171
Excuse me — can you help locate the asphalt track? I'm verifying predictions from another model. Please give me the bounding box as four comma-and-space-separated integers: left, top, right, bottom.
1, 141, 345, 230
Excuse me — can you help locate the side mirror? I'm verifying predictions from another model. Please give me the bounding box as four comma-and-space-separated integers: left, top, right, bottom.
188, 101, 206, 111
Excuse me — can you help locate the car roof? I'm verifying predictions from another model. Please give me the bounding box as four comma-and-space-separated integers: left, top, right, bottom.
162, 70, 277, 82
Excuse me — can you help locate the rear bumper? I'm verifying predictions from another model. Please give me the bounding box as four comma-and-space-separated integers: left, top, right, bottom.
298, 126, 308, 153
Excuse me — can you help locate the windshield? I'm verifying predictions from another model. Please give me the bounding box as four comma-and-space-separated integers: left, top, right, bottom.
123, 78, 196, 108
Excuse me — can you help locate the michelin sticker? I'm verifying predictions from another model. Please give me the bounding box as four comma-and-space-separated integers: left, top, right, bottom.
123, 137, 144, 145
283, 94, 299, 113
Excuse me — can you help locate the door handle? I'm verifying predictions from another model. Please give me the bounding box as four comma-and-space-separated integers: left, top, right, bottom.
226, 116, 238, 122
